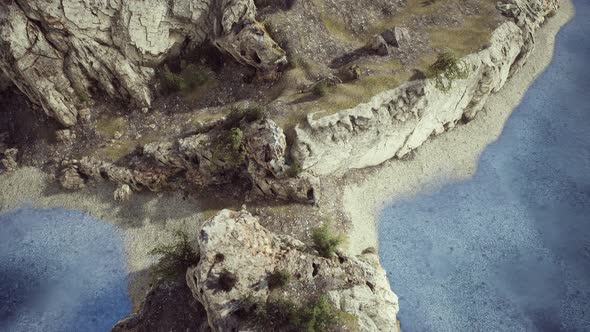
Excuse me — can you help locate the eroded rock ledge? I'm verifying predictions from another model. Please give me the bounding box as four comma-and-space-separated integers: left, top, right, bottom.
188, 209, 400, 331
0, 0, 286, 127
291, 0, 559, 176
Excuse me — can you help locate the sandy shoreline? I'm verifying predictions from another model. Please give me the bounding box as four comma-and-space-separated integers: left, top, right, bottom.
0, 167, 207, 308
342, 0, 575, 255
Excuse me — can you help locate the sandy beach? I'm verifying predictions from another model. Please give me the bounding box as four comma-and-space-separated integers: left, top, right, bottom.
342, 0, 575, 255
0, 168, 208, 308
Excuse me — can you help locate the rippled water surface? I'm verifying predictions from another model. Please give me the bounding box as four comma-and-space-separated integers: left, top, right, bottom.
379, 1, 590, 331
0, 207, 131, 332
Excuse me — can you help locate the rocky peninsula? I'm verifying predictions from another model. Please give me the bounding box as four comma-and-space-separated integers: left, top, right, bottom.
0, 0, 568, 330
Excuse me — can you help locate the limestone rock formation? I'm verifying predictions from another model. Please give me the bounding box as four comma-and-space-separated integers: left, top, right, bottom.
186, 209, 400, 331
0, 0, 286, 126
292, 0, 559, 176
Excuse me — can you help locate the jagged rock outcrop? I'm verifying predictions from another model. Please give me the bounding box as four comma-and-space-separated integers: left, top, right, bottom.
61, 117, 318, 203
0, 0, 286, 126
186, 209, 400, 331
292, 0, 559, 176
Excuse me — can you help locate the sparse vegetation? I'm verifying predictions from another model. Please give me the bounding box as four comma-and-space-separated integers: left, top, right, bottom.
159, 64, 208, 94
239, 295, 358, 331
312, 80, 329, 97
218, 270, 238, 292
427, 51, 469, 92
228, 128, 244, 151
224, 107, 266, 129
312, 224, 344, 258
268, 269, 291, 290
149, 230, 199, 280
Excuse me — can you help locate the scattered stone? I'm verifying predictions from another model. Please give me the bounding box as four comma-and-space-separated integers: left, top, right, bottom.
113, 184, 132, 202
141, 107, 149, 114
56, 129, 75, 143
368, 35, 390, 56
78, 108, 91, 123
381, 27, 411, 48
59, 166, 85, 190
0, 148, 18, 172
114, 131, 123, 139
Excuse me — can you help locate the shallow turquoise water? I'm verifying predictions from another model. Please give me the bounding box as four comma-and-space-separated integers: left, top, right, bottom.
0, 207, 131, 332
378, 1, 590, 331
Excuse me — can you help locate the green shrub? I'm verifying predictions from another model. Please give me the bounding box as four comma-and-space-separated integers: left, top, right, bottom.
312, 80, 329, 97
218, 270, 238, 292
149, 230, 199, 280
229, 128, 244, 151
224, 107, 266, 129
268, 269, 291, 290
159, 64, 208, 93
427, 51, 469, 92
243, 295, 358, 331
312, 224, 344, 258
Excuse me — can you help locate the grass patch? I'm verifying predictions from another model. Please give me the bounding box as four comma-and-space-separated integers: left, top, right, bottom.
427, 51, 469, 91
312, 80, 329, 97
268, 269, 291, 290
312, 224, 344, 258
240, 295, 359, 331
150, 230, 199, 280
95, 114, 126, 138
159, 64, 209, 94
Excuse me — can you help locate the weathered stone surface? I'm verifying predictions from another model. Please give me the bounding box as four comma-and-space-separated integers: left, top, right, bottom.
368, 35, 391, 56
380, 27, 410, 48
113, 184, 132, 202
292, 0, 559, 176
59, 165, 86, 190
0, 0, 286, 126
186, 209, 400, 332
0, 148, 18, 172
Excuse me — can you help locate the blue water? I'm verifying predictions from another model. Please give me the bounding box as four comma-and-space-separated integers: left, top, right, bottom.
0, 207, 131, 332
378, 2, 590, 331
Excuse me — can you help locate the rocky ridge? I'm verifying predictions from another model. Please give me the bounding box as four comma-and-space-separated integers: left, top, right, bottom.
0, 0, 286, 127
186, 209, 400, 331
291, 0, 559, 176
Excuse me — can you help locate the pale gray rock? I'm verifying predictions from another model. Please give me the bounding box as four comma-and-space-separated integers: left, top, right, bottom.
292, 0, 559, 176
380, 27, 410, 48
0, 0, 286, 126
59, 166, 86, 190
113, 184, 132, 202
0, 148, 18, 172
186, 209, 400, 332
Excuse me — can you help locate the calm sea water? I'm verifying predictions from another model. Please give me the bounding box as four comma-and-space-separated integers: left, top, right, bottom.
378, 1, 590, 331
0, 207, 131, 332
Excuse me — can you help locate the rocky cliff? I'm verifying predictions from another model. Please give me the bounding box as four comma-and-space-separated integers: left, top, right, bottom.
291, 0, 559, 176
186, 209, 400, 331
0, 0, 286, 127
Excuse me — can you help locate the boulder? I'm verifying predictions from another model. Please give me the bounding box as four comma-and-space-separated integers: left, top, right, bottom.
380, 27, 410, 48
113, 184, 132, 202
186, 209, 400, 331
59, 166, 86, 190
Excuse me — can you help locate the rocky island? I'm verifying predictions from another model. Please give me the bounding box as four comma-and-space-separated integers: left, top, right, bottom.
0, 0, 574, 331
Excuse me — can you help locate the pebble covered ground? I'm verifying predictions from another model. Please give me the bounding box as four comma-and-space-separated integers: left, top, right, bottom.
0, 207, 131, 332
378, 1, 590, 330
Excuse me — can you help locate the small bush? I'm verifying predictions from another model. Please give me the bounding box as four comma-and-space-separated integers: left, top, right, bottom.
149, 230, 199, 280
312, 224, 344, 258
159, 64, 208, 94
312, 80, 329, 97
247, 295, 358, 331
218, 270, 238, 292
268, 269, 291, 290
224, 107, 266, 129
427, 51, 469, 92
229, 128, 243, 151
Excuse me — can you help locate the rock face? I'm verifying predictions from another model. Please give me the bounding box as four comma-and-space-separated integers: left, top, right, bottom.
0, 0, 286, 127
292, 0, 559, 176
186, 209, 400, 331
